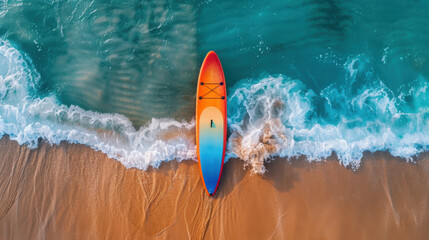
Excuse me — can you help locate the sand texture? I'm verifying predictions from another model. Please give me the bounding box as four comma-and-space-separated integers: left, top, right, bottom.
0, 136, 428, 239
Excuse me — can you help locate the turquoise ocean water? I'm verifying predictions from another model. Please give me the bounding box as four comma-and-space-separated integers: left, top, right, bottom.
1, 0, 429, 173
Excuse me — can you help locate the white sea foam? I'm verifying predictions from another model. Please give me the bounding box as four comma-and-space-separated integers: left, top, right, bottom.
0, 39, 196, 170
2, 39, 429, 174
227, 56, 429, 173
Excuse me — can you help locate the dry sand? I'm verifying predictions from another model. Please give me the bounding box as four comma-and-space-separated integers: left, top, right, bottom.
0, 136, 428, 239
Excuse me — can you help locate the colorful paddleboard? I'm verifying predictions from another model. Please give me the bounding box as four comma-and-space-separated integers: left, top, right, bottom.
196, 51, 227, 196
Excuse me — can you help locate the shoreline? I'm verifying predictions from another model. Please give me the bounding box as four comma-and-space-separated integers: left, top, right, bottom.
0, 136, 428, 239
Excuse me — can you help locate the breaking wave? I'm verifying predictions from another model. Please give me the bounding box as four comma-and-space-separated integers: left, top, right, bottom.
2, 38, 429, 173
228, 57, 429, 173
0, 39, 196, 170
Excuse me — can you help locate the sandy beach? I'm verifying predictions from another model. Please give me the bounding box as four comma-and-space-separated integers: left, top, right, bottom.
0, 136, 428, 239
2, 0, 429, 239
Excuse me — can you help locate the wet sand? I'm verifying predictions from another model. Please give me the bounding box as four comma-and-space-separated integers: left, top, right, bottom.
0, 136, 428, 239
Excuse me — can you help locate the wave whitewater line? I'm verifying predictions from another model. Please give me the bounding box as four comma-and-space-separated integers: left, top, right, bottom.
1, 39, 429, 174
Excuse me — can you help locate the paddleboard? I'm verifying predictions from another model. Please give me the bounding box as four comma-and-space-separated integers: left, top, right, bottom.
196, 51, 227, 196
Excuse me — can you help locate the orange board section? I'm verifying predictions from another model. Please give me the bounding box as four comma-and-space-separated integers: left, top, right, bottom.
196, 51, 227, 196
